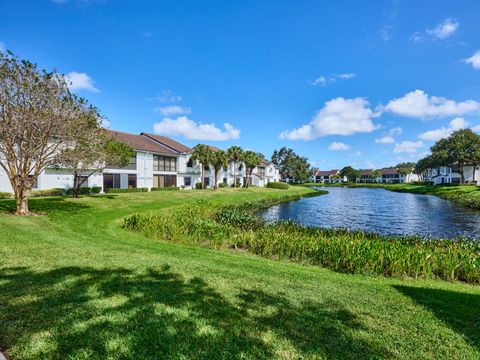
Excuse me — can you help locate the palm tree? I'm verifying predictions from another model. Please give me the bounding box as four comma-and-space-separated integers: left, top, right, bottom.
211, 150, 228, 190
243, 150, 261, 188
191, 144, 213, 189
227, 146, 244, 188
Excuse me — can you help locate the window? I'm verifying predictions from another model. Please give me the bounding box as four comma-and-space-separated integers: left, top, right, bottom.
128, 174, 137, 188
153, 175, 177, 188
120, 156, 137, 170
223, 177, 227, 183
184, 177, 191, 186
186, 158, 193, 167
203, 177, 209, 187
154, 155, 177, 171
204, 165, 210, 172
103, 173, 121, 189
238, 164, 243, 171
259, 167, 266, 176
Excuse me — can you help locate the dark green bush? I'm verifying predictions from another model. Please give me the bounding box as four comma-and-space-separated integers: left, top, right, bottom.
0, 192, 12, 199
31, 188, 65, 197
266, 182, 289, 190
218, 182, 228, 188
91, 186, 102, 194
195, 183, 203, 190
150, 187, 180, 191
105, 187, 148, 193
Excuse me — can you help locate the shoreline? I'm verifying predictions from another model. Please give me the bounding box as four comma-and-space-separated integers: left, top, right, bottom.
296, 182, 480, 210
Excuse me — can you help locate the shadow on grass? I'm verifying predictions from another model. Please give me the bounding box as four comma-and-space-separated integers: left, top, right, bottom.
394, 285, 480, 351
0, 196, 90, 216
0, 266, 389, 359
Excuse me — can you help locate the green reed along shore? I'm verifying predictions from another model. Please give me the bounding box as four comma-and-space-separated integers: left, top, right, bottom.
123, 189, 480, 284
303, 182, 480, 210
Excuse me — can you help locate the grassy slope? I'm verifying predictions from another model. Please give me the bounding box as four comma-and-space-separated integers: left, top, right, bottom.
304, 182, 480, 209
0, 188, 479, 359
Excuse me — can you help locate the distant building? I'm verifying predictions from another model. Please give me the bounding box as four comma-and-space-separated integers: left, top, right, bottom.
357, 168, 419, 184
310, 169, 345, 183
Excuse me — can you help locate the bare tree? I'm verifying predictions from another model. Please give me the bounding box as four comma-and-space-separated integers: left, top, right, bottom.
0, 51, 84, 214
56, 123, 134, 197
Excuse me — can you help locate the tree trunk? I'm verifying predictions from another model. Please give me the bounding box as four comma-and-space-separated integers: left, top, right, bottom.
15, 188, 30, 215
72, 172, 79, 198
201, 164, 204, 189
214, 169, 218, 190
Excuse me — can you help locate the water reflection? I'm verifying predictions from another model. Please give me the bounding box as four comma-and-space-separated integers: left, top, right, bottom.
260, 187, 480, 239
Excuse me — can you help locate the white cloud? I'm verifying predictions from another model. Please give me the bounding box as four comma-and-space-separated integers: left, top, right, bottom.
412, 18, 459, 43
280, 97, 379, 140
352, 151, 363, 157
383, 90, 480, 119
380, 25, 393, 41
375, 127, 402, 144
336, 73, 356, 80
153, 116, 240, 141
0, 41, 5, 52
393, 140, 424, 154
375, 136, 395, 144
328, 142, 351, 151
151, 90, 182, 103
311, 76, 327, 86
311, 73, 355, 86
64, 72, 99, 93
464, 51, 480, 70
418, 117, 468, 141
154, 105, 191, 116
388, 127, 403, 136
427, 18, 459, 40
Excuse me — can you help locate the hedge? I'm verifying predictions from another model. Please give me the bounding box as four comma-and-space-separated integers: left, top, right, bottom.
65, 186, 102, 195
266, 182, 289, 190
0, 192, 12, 199
105, 187, 148, 193
150, 187, 180, 191
31, 188, 65, 197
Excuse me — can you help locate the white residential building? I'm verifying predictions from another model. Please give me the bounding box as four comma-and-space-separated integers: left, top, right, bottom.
310, 170, 345, 183
423, 165, 480, 185
0, 130, 281, 193
357, 168, 419, 184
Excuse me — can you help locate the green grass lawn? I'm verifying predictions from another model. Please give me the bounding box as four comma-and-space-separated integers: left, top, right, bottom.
0, 187, 479, 359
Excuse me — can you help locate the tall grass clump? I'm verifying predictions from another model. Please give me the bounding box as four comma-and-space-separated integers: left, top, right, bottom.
122, 190, 480, 283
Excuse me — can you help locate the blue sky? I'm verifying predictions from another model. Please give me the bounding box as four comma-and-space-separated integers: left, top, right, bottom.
1, 0, 480, 169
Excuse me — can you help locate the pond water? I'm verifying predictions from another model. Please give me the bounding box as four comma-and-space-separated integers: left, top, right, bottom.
260, 187, 480, 239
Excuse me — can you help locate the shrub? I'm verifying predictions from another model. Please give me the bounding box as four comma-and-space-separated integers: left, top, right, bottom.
0, 192, 12, 199
105, 187, 148, 193
150, 187, 180, 191
31, 188, 65, 197
91, 186, 102, 194
218, 182, 229, 188
195, 183, 203, 190
411, 181, 433, 185
266, 182, 289, 190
